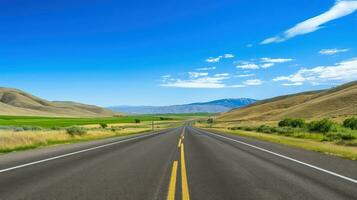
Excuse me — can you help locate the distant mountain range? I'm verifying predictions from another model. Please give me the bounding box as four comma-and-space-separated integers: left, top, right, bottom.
108, 98, 257, 114
0, 87, 117, 117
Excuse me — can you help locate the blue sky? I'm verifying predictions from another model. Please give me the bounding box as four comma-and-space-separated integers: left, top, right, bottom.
1, 0, 357, 106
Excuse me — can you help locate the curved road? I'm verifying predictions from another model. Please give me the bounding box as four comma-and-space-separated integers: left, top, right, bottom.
0, 126, 356, 200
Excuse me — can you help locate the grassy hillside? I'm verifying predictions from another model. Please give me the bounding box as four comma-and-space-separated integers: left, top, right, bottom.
218, 81, 357, 122
0, 87, 117, 117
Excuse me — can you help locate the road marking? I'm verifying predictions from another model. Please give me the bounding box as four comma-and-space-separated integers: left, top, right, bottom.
167, 161, 178, 200
200, 129, 357, 184
0, 132, 158, 174
181, 144, 190, 200
178, 138, 182, 148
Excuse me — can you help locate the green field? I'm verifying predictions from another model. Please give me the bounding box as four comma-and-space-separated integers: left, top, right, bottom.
0, 113, 209, 128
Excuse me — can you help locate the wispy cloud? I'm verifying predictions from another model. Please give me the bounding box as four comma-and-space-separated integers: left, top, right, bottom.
273, 57, 357, 86
206, 54, 235, 63
261, 0, 357, 44
230, 84, 246, 88
236, 57, 293, 69
260, 57, 294, 63
161, 76, 229, 88
319, 48, 349, 55
188, 72, 208, 78
236, 62, 260, 69
160, 70, 263, 88
235, 73, 255, 78
196, 66, 216, 71
214, 73, 230, 77
224, 54, 235, 58
243, 79, 263, 86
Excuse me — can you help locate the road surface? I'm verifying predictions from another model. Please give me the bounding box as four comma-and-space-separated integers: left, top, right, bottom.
0, 126, 356, 200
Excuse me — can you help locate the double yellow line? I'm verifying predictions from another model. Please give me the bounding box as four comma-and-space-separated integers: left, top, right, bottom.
167, 127, 190, 200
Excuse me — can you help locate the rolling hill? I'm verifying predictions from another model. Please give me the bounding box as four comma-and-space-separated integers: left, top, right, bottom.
218, 81, 357, 122
108, 98, 257, 114
0, 87, 117, 117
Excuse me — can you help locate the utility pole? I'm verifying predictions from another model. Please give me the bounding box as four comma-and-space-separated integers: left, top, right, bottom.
152, 121, 154, 131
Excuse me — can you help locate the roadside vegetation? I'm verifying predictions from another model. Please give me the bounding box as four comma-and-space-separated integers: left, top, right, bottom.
195, 117, 357, 160
0, 115, 190, 153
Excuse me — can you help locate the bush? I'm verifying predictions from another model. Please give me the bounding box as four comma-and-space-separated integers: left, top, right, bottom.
50, 126, 62, 130
21, 126, 43, 131
343, 117, 357, 130
207, 118, 214, 124
257, 125, 273, 134
14, 127, 25, 132
66, 126, 87, 136
100, 123, 108, 128
278, 118, 305, 128
134, 119, 141, 123
308, 119, 336, 133
325, 133, 355, 141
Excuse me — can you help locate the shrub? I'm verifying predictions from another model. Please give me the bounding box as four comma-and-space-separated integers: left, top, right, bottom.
100, 123, 108, 128
21, 126, 43, 131
343, 117, 357, 130
134, 119, 141, 123
308, 119, 336, 133
325, 133, 355, 141
66, 126, 87, 136
257, 125, 273, 134
50, 126, 62, 130
278, 118, 305, 128
207, 118, 214, 124
14, 127, 25, 132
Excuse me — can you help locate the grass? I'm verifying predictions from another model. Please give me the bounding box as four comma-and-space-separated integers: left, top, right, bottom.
195, 119, 357, 160
0, 113, 209, 128
0, 115, 169, 128
0, 120, 181, 154
208, 128, 357, 160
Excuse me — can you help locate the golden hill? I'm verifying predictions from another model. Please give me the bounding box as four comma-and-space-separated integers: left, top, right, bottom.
218, 81, 357, 122
0, 87, 117, 117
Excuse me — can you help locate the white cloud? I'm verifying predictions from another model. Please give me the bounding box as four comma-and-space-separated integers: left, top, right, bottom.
261, 0, 357, 44
161, 76, 229, 88
319, 48, 349, 55
206, 56, 222, 63
260, 57, 294, 63
161, 74, 171, 79
188, 72, 208, 78
236, 63, 260, 69
235, 73, 255, 78
273, 57, 357, 85
196, 66, 216, 71
246, 44, 253, 48
243, 79, 263, 85
236, 57, 293, 69
214, 73, 230, 77
224, 54, 235, 58
261, 63, 275, 68
230, 84, 246, 88
282, 82, 303, 86
206, 54, 234, 63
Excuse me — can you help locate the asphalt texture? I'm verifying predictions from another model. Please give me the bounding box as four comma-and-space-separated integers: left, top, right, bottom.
0, 126, 356, 200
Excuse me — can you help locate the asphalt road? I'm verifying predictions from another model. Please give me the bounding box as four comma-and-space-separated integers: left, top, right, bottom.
0, 126, 356, 200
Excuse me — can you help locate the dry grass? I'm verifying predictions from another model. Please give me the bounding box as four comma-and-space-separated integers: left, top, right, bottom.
0, 127, 150, 153
206, 127, 357, 160
0, 120, 183, 153
218, 81, 357, 122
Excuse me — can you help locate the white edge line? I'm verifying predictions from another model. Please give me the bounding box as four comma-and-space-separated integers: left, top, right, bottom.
196, 128, 357, 184
0, 131, 161, 173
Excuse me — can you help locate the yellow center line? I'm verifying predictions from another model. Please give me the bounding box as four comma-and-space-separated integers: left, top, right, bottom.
181, 144, 190, 200
167, 161, 179, 200
178, 138, 182, 148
